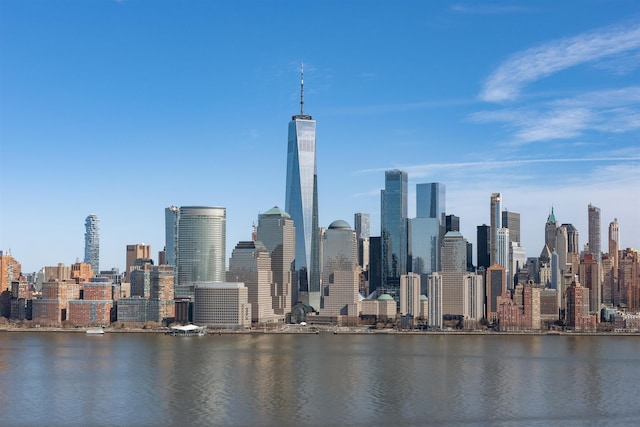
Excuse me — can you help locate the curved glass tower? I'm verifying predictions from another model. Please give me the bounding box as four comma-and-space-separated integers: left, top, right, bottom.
176, 206, 226, 297
285, 64, 320, 310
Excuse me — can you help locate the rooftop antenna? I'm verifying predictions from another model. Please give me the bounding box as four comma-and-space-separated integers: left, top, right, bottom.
300, 62, 304, 115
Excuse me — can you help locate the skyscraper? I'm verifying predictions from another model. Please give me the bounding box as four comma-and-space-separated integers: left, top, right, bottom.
165, 206, 179, 267
477, 224, 491, 270
285, 65, 320, 310
588, 203, 601, 262
227, 241, 279, 323
125, 243, 151, 282
412, 183, 445, 283
320, 220, 359, 317
445, 214, 460, 233
257, 206, 296, 315
354, 212, 370, 271
176, 206, 226, 297
609, 218, 620, 271
545, 208, 559, 253
381, 170, 409, 291
502, 210, 520, 244
489, 193, 501, 265
84, 214, 99, 276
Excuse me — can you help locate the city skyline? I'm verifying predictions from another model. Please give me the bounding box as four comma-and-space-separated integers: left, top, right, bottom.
1, 1, 639, 272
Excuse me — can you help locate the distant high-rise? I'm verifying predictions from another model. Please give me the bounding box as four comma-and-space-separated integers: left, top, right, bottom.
84, 214, 99, 276
285, 64, 320, 310
545, 207, 558, 253
445, 214, 460, 233
413, 183, 445, 282
486, 264, 506, 322
354, 213, 370, 271
609, 218, 620, 271
257, 206, 296, 314
588, 204, 601, 262
381, 170, 409, 292
477, 224, 491, 270
489, 193, 501, 265
502, 210, 520, 244
165, 206, 179, 266
176, 206, 226, 296
562, 223, 579, 254
125, 243, 151, 282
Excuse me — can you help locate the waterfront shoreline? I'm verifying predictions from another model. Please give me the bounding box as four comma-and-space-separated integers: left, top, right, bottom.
1, 325, 637, 337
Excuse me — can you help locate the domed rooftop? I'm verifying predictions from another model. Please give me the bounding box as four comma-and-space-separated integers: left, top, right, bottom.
328, 219, 351, 230
262, 206, 291, 219
378, 294, 394, 301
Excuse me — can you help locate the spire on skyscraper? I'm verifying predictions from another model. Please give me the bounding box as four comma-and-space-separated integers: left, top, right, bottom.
300, 62, 304, 116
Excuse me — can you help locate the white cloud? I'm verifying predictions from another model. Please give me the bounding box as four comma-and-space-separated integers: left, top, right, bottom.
451, 3, 530, 14
481, 24, 640, 102
471, 86, 640, 144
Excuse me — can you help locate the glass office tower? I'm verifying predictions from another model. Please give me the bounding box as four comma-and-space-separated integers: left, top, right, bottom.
176, 206, 226, 297
381, 169, 409, 291
285, 66, 320, 309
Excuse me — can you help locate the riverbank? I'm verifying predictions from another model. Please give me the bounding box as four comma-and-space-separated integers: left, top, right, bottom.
1, 325, 637, 337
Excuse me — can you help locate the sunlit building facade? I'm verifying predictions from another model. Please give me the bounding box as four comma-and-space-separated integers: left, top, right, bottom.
176, 206, 226, 297
285, 69, 320, 310
84, 214, 99, 275
381, 169, 409, 291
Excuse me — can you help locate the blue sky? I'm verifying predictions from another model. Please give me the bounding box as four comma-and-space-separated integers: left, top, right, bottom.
1, 0, 639, 273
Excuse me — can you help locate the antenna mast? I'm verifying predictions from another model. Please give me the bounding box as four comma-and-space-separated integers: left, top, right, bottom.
300, 63, 304, 115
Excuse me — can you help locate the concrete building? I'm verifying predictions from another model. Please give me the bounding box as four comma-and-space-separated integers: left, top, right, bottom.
609, 219, 620, 271
566, 279, 597, 331
227, 241, 280, 324
0, 251, 22, 292
320, 221, 360, 318
193, 282, 251, 327
427, 272, 442, 329
579, 253, 601, 315
486, 264, 506, 323
400, 273, 421, 317
588, 204, 601, 262
257, 206, 296, 314
125, 244, 151, 282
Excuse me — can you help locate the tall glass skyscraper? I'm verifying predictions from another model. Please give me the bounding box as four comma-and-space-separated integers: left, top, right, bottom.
84, 214, 99, 275
285, 65, 320, 309
165, 206, 179, 267
412, 183, 445, 284
381, 169, 409, 291
176, 206, 226, 297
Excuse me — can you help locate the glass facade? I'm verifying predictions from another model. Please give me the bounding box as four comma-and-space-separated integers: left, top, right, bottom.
381, 170, 408, 289
165, 206, 179, 266
84, 214, 99, 275
286, 116, 320, 308
414, 182, 445, 277
176, 206, 226, 291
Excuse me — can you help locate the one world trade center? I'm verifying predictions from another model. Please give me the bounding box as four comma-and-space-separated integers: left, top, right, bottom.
285, 64, 320, 310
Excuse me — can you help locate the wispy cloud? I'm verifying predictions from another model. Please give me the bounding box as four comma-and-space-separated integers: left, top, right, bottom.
451, 3, 531, 14
471, 86, 640, 144
481, 24, 640, 102
355, 156, 640, 177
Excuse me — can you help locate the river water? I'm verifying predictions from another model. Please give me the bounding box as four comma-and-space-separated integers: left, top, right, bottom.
1, 332, 639, 426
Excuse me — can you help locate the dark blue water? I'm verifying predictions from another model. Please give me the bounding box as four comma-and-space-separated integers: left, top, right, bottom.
1, 332, 639, 426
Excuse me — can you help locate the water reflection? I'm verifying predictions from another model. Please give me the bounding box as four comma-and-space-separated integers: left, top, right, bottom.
1, 332, 639, 426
